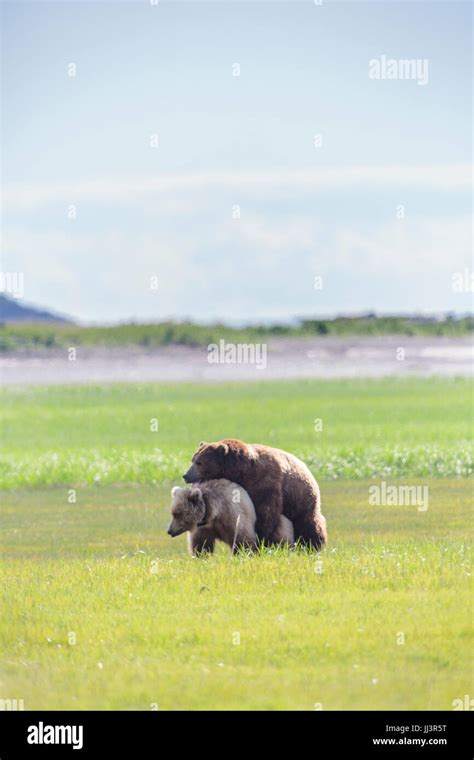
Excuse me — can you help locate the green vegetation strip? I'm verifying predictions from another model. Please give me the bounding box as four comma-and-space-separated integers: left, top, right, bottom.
1, 315, 472, 351
1, 378, 472, 488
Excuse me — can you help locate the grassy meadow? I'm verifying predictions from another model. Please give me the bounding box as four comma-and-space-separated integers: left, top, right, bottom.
0, 377, 472, 709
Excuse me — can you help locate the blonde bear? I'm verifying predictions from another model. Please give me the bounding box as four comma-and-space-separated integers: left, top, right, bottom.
168, 479, 294, 555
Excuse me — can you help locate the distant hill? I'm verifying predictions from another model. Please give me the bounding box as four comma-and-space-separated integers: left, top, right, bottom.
0, 295, 72, 323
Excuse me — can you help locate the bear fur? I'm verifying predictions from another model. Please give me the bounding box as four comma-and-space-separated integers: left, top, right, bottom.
168, 478, 294, 555
183, 440, 327, 549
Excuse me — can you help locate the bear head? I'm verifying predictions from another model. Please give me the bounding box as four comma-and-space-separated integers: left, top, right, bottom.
167, 485, 208, 537
183, 439, 255, 484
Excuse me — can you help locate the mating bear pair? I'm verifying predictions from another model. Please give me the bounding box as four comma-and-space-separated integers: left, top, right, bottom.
168, 438, 327, 554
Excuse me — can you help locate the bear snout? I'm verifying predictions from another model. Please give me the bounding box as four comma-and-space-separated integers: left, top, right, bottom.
167, 522, 185, 537
183, 468, 195, 483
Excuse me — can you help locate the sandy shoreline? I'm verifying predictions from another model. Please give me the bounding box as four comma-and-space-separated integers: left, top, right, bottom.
0, 336, 472, 386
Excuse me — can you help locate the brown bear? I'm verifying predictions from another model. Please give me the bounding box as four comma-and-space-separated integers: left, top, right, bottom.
183, 440, 327, 549
168, 479, 294, 555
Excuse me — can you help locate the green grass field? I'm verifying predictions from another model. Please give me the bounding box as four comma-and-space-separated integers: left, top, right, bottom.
1, 481, 471, 710
1, 377, 472, 710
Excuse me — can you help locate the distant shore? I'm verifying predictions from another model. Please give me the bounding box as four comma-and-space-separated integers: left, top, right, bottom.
0, 314, 473, 354
1, 335, 472, 386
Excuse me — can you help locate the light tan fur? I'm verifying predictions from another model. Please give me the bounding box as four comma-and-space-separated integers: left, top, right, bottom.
168, 479, 293, 555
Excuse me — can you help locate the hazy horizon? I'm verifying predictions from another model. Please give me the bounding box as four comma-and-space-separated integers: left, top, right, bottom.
2, 292, 472, 329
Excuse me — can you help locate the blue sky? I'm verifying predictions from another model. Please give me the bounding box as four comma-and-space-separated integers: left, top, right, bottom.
2, 0, 472, 323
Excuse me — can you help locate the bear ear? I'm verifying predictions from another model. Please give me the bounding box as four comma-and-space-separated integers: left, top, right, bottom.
199, 441, 207, 447
189, 487, 202, 502
216, 443, 229, 457
171, 485, 181, 497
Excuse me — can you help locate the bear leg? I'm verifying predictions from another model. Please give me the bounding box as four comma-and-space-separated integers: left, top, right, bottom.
231, 530, 258, 555
188, 528, 216, 556
254, 489, 284, 546
292, 511, 327, 550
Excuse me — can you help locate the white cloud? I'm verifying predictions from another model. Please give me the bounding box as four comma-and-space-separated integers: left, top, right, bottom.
3, 164, 472, 209
231, 215, 320, 251
3, 211, 471, 322
333, 216, 472, 275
